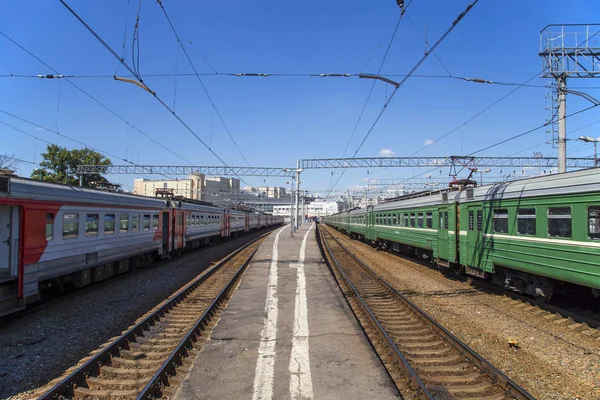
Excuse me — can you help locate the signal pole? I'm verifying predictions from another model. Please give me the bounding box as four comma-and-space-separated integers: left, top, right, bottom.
540, 24, 600, 173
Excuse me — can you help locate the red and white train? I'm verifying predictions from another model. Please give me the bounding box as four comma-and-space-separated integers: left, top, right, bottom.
0, 175, 283, 316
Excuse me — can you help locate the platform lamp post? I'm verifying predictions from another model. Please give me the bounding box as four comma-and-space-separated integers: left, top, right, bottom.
578, 136, 600, 167
473, 168, 491, 186
283, 165, 304, 232
286, 180, 293, 234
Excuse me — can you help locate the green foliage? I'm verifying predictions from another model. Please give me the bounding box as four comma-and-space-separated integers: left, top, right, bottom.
30, 145, 112, 188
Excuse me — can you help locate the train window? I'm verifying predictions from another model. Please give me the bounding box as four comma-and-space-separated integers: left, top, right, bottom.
417, 213, 424, 228
444, 212, 449, 229
63, 213, 79, 239
179, 214, 183, 226
426, 212, 433, 229
517, 208, 536, 235
152, 215, 159, 230
468, 211, 474, 231
86, 214, 99, 236
404, 214, 409, 227
588, 207, 600, 240
46, 213, 54, 241
477, 210, 483, 231
548, 207, 571, 238
439, 213, 444, 229
104, 214, 115, 235
410, 213, 415, 227
143, 214, 150, 231
120, 214, 129, 233
186, 215, 190, 226
393, 214, 397, 225
132, 215, 139, 232
493, 210, 508, 233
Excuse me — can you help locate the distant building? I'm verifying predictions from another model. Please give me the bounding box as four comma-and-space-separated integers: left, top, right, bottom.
134, 173, 240, 201
244, 186, 287, 199
272, 200, 342, 221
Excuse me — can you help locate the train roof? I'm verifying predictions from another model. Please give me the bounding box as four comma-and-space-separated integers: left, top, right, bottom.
348, 207, 367, 215
467, 167, 600, 203
2, 176, 169, 208
374, 189, 462, 211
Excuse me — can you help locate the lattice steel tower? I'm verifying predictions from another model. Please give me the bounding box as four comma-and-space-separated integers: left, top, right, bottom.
540, 24, 600, 173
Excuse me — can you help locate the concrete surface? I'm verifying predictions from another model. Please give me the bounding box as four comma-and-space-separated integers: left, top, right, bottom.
172, 223, 398, 400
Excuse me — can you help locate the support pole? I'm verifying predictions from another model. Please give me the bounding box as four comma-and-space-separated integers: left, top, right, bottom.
295, 160, 301, 231
557, 75, 567, 173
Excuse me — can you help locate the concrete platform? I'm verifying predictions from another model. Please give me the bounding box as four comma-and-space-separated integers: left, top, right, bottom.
173, 223, 398, 400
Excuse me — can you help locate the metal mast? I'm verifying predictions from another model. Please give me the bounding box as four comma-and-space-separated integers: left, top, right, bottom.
540, 24, 600, 173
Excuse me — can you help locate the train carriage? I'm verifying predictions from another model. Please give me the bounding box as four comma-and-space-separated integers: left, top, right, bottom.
347, 208, 368, 240
459, 168, 600, 300
324, 168, 600, 301
0, 175, 284, 316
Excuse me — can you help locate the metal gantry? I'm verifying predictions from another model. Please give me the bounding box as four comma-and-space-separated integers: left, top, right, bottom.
300, 156, 596, 169
78, 156, 597, 177
76, 165, 296, 177
539, 24, 600, 173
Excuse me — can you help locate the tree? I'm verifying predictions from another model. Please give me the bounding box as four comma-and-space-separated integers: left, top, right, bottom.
30, 145, 113, 188
0, 154, 20, 173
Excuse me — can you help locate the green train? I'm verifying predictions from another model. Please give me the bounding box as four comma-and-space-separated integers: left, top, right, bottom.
324, 168, 600, 302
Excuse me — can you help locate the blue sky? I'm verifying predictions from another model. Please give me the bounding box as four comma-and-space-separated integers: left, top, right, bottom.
1, 0, 600, 196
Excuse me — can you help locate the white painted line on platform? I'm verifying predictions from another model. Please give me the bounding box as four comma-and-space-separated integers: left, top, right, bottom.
289, 223, 315, 400
252, 225, 287, 400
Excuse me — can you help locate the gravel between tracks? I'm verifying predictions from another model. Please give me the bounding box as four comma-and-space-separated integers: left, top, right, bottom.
325, 226, 600, 400
0, 230, 270, 400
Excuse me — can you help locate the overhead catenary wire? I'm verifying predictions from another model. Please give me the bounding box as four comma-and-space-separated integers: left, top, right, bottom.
157, 0, 251, 166
468, 104, 600, 155
412, 27, 600, 158
327, 0, 480, 197
329, 0, 414, 196
409, 70, 542, 156
58, 0, 250, 187
3, 72, 600, 91
340, 1, 413, 160
0, 110, 176, 180
0, 31, 194, 166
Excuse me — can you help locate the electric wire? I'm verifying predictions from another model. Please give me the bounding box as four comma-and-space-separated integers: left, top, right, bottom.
58, 0, 250, 186
409, 70, 542, 156
330, 0, 414, 195
468, 104, 600, 155
327, 0, 479, 197
412, 27, 600, 157
3, 71, 600, 92
0, 110, 175, 180
157, 0, 251, 166
0, 31, 194, 166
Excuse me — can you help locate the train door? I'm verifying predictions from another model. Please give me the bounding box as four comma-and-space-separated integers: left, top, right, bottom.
0, 206, 20, 279
171, 212, 177, 251
162, 212, 170, 255
466, 206, 484, 268
437, 207, 449, 264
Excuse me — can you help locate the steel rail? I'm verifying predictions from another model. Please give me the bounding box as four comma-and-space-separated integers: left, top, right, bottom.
137, 244, 258, 399
39, 231, 268, 399
317, 225, 432, 399
317, 225, 535, 400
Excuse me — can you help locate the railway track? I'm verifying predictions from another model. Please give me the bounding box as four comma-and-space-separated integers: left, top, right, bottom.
36, 233, 266, 400
317, 225, 534, 400
335, 226, 600, 339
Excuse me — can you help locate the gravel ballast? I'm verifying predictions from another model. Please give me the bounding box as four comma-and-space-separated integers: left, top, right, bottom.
326, 226, 600, 400
0, 230, 271, 400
